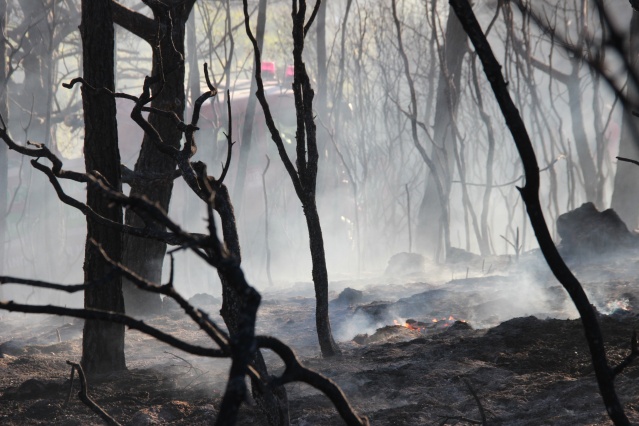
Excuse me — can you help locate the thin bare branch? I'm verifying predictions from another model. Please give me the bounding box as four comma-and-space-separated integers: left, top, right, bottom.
0, 301, 225, 358
219, 89, 234, 184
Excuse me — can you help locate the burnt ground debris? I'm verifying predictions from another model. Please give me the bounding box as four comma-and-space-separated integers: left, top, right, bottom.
1, 202, 639, 425
3, 250, 639, 425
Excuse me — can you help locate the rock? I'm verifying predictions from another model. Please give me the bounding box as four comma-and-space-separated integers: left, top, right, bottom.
1, 378, 64, 401
187, 293, 220, 308
352, 334, 369, 345
447, 247, 481, 264
448, 320, 473, 331
557, 202, 639, 258
17, 379, 48, 399
384, 252, 426, 276
0, 340, 26, 356
332, 288, 364, 307
354, 301, 393, 320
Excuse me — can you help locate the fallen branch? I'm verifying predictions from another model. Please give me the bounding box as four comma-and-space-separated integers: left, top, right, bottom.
463, 378, 487, 426
65, 361, 122, 426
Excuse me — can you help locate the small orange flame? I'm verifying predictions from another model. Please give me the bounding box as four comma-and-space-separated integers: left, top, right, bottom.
393, 319, 421, 331
392, 315, 468, 332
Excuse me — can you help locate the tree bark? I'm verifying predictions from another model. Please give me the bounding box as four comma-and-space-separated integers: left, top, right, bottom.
0, 0, 7, 277
121, 2, 193, 316
303, 196, 339, 356
416, 4, 469, 260
187, 11, 201, 108
79, 0, 126, 376
292, 1, 341, 356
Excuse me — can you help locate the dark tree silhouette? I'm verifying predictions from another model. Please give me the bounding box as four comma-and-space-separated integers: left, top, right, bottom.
79, 0, 125, 376
450, 1, 637, 423
242, 0, 341, 357
111, 0, 196, 316
0, 0, 7, 277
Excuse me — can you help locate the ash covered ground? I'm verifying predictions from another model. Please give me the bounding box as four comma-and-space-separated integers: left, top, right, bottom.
2, 249, 639, 425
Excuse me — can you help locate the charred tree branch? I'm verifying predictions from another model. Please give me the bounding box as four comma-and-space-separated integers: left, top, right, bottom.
110, 1, 156, 43
219, 89, 234, 184
0, 301, 225, 358
92, 241, 231, 354
0, 272, 117, 293
256, 336, 369, 426
449, 0, 629, 424
612, 330, 639, 377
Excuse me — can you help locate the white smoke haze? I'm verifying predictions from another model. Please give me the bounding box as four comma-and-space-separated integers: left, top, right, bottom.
0, 0, 637, 355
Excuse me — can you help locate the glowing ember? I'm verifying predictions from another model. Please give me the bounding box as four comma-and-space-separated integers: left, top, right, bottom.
392, 316, 467, 332
605, 298, 631, 313
393, 319, 422, 330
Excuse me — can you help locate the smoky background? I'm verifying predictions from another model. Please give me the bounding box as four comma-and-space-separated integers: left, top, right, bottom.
0, 0, 634, 330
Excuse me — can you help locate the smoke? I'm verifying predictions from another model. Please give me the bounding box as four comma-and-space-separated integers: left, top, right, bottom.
0, 0, 634, 333
335, 310, 385, 342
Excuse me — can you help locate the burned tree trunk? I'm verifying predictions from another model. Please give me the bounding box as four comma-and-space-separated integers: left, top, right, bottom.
114, 1, 195, 315
0, 0, 7, 277
302, 196, 339, 355
242, 0, 341, 357
416, 3, 469, 260
79, 0, 126, 375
